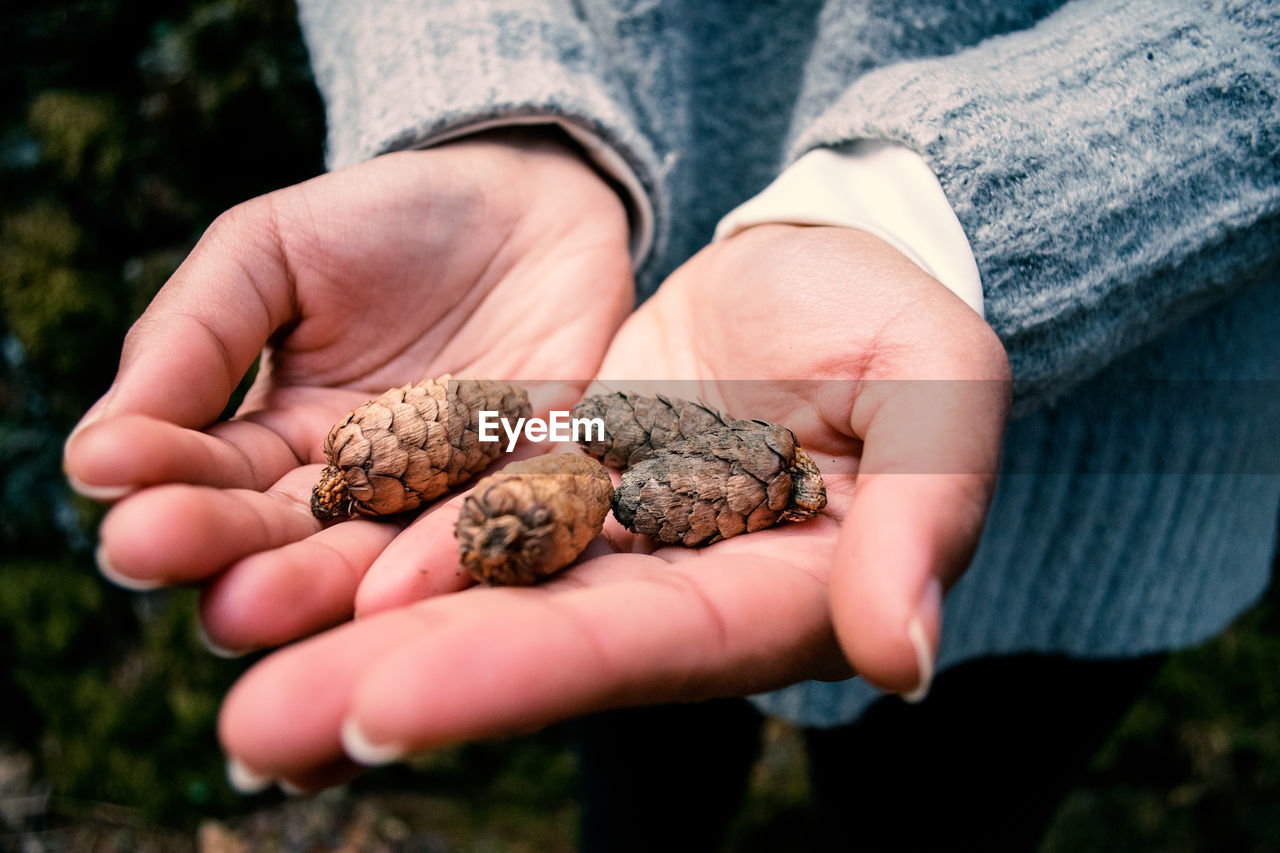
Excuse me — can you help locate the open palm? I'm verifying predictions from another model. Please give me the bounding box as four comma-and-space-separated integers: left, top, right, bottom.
210, 224, 1011, 793
63, 130, 633, 645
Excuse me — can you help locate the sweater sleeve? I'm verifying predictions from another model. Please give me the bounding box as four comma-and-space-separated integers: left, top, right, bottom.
791, 0, 1280, 407
295, 0, 663, 264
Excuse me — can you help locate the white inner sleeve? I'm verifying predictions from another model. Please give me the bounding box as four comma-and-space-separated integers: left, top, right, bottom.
714, 142, 984, 318
414, 116, 655, 268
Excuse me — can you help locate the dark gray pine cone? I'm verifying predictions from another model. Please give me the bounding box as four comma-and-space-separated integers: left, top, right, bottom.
612, 421, 827, 546
572, 391, 735, 468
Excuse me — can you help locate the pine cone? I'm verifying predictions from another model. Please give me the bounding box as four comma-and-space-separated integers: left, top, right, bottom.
311, 377, 531, 520
456, 454, 614, 585
611, 422, 826, 546
572, 391, 737, 468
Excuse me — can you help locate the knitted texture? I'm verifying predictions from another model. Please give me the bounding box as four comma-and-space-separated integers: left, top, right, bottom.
788, 0, 1280, 407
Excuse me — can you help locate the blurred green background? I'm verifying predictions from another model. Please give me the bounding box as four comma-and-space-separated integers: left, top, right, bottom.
1, 1, 1277, 850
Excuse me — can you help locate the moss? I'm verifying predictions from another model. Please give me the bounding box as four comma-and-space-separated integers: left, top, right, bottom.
0, 560, 246, 823
2, 4, 326, 827
27, 91, 124, 184
0, 201, 120, 377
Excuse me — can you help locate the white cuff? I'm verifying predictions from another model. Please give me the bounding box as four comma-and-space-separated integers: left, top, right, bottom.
714, 142, 984, 318
413, 116, 655, 269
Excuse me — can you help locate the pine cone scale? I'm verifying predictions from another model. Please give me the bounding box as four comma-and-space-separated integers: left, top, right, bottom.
456, 454, 614, 585
311, 376, 531, 520
580, 392, 828, 546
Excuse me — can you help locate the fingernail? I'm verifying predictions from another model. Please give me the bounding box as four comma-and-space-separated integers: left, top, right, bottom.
226, 757, 274, 794
95, 543, 163, 592
64, 393, 135, 503
278, 779, 310, 797
66, 474, 134, 503
196, 620, 251, 659
902, 578, 941, 704
340, 717, 405, 766
65, 392, 112, 445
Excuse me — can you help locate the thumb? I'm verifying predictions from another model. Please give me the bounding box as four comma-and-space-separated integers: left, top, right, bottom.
830, 373, 1010, 698
63, 199, 297, 493
93, 201, 294, 429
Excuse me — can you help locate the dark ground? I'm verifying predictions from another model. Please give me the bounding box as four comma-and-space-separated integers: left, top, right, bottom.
2, 2, 1277, 851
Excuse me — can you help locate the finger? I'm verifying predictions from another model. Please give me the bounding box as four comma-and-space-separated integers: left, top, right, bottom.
345, 555, 842, 763
219, 608, 433, 778
353, 492, 474, 617
83, 200, 296, 432
64, 414, 303, 499
353, 443, 583, 616
218, 553, 842, 779
830, 376, 1009, 697
96, 467, 322, 588
199, 517, 401, 655
227, 754, 364, 798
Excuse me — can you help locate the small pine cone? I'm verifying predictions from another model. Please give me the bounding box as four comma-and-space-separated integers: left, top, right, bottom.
311, 377, 531, 520
572, 391, 736, 468
456, 454, 614, 585
612, 423, 826, 546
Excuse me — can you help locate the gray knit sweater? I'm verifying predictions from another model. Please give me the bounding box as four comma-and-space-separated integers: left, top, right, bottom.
298, 0, 1280, 726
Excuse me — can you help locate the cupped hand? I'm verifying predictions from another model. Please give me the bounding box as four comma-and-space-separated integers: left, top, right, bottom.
213, 224, 1011, 793
62, 129, 634, 647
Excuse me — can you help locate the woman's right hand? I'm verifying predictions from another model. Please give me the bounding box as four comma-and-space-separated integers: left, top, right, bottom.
63, 129, 635, 654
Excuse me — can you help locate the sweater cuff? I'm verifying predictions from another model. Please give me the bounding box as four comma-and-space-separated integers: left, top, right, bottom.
713, 142, 984, 318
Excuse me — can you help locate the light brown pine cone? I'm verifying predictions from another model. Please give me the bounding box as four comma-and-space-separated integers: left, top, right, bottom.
456, 453, 615, 585
311, 377, 531, 520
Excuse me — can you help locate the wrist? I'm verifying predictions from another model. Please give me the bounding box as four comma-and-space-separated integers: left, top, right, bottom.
434, 125, 630, 241
429, 123, 650, 265
716, 144, 983, 319
444, 126, 610, 189
719, 223, 1000, 355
